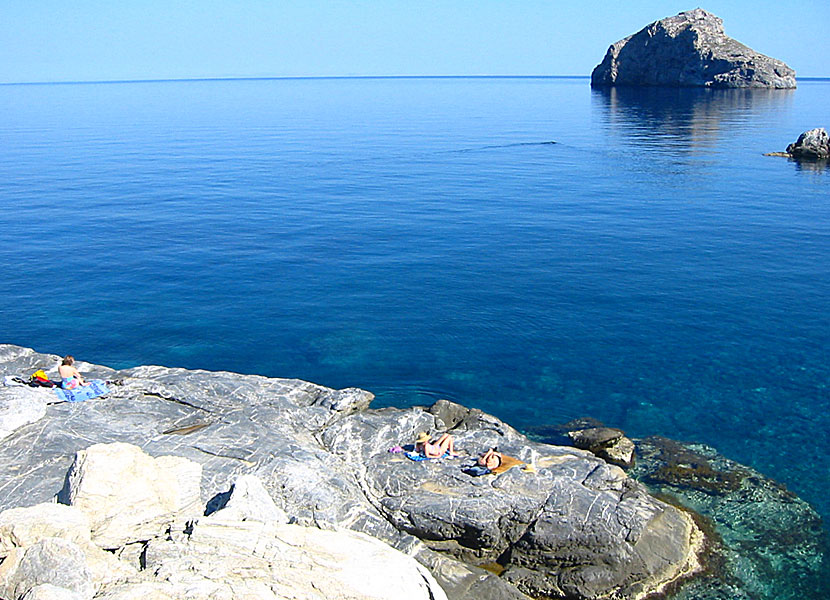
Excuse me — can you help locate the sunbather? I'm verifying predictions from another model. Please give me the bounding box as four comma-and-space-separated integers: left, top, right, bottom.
58, 355, 89, 390
414, 432, 458, 458
464, 447, 525, 476
477, 448, 503, 470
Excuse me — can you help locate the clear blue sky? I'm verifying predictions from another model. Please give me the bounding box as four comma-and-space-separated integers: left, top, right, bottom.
2, 1, 828, 83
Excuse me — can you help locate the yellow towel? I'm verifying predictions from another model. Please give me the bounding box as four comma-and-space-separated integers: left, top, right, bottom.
491, 454, 524, 474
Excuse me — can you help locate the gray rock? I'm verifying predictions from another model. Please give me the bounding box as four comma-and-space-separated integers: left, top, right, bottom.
94, 582, 177, 600
786, 127, 830, 159
568, 426, 623, 448
320, 404, 701, 599
591, 9, 796, 88
1, 452, 449, 600
601, 435, 635, 468
0, 345, 703, 600
141, 517, 449, 600
1, 387, 49, 441
568, 427, 635, 468
0, 503, 92, 555
205, 473, 288, 524
0, 502, 136, 591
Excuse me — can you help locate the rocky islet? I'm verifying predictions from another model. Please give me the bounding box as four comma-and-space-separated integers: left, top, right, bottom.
591, 9, 796, 88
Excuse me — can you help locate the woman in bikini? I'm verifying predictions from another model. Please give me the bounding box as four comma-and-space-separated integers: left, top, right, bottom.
58, 355, 89, 389
414, 432, 459, 458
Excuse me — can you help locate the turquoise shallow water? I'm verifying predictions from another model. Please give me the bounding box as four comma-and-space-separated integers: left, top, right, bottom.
0, 77, 828, 587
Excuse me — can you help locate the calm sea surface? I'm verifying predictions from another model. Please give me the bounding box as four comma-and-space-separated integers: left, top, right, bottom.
1, 77, 828, 531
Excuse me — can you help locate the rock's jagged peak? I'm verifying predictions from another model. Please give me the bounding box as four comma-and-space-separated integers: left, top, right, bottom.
591, 8, 796, 88
655, 8, 723, 35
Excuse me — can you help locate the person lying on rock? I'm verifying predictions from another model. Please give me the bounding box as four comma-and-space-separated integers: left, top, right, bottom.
477, 447, 502, 470
463, 448, 526, 476
58, 355, 90, 389
414, 432, 459, 458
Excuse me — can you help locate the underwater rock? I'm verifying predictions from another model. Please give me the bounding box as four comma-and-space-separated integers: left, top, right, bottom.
591, 9, 796, 88
631, 436, 827, 600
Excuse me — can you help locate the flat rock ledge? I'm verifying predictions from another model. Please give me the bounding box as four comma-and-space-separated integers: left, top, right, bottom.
591, 9, 796, 88
0, 345, 705, 600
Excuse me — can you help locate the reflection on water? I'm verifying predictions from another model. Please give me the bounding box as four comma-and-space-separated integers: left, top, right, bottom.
792, 157, 830, 173
592, 87, 795, 154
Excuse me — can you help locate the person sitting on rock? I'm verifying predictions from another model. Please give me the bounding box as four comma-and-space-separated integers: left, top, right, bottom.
414, 432, 458, 458
58, 355, 89, 390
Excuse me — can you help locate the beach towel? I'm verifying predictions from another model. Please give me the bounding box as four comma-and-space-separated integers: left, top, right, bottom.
490, 454, 524, 474
462, 454, 525, 477
404, 451, 450, 461
462, 465, 492, 477
52, 379, 110, 403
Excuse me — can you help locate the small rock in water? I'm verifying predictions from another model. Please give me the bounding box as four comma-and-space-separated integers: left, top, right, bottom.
785, 127, 830, 159
568, 426, 636, 468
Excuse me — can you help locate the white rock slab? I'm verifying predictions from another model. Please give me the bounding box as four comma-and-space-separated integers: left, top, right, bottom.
60, 442, 202, 549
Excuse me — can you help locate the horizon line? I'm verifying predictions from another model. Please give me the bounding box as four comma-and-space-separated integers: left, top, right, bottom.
0, 74, 591, 87
2, 74, 828, 87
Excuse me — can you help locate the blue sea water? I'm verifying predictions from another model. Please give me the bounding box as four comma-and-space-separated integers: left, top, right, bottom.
0, 76, 828, 548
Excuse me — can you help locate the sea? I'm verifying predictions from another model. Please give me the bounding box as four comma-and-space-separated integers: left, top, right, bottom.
1, 76, 828, 591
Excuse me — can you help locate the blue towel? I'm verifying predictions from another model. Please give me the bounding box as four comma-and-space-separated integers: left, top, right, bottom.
53, 379, 110, 403
404, 451, 450, 461
462, 465, 492, 477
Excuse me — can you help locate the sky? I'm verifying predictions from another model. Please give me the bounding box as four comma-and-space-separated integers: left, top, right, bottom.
1, 1, 828, 83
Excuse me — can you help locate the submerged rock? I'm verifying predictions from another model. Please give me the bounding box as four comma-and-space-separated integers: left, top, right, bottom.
631, 437, 827, 600
0, 345, 704, 600
591, 9, 796, 88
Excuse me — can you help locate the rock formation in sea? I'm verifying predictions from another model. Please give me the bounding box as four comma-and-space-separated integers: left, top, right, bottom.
0, 345, 704, 600
590, 9, 796, 88
785, 127, 830, 159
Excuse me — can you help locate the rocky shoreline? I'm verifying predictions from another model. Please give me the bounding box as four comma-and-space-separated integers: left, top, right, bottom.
0, 345, 825, 599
